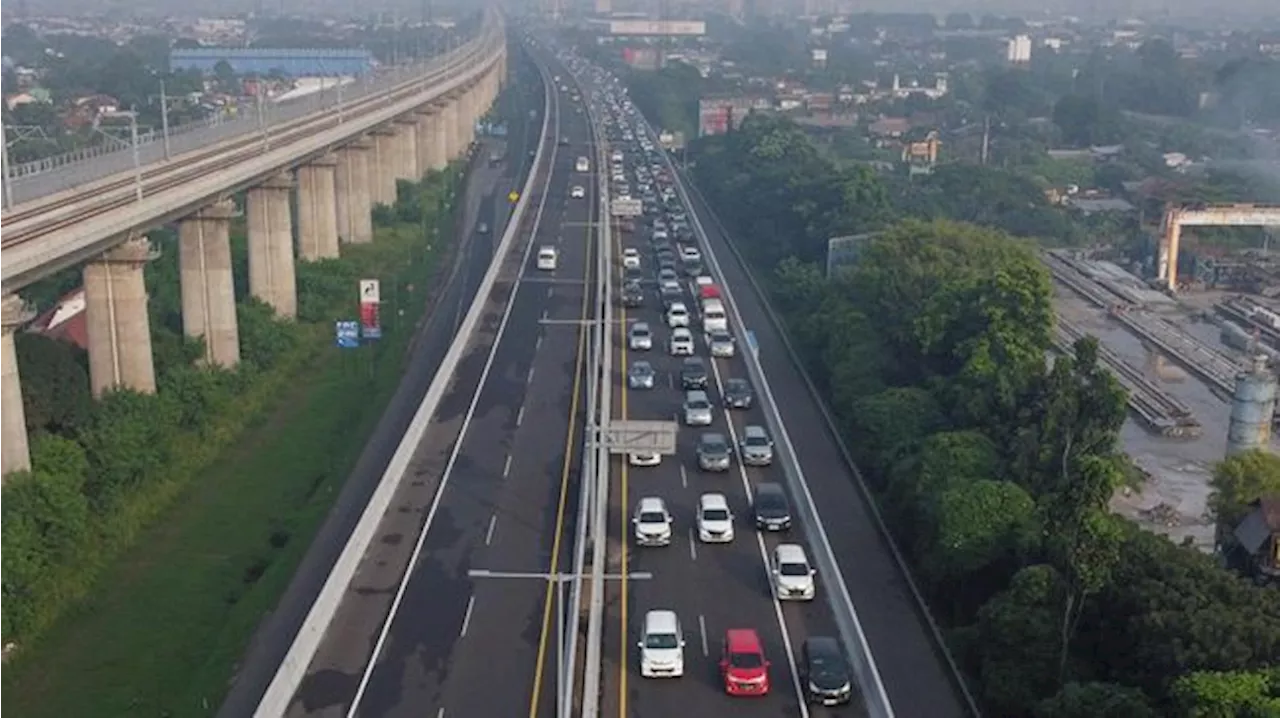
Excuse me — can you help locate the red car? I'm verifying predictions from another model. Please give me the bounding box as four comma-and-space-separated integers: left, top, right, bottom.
721, 628, 771, 696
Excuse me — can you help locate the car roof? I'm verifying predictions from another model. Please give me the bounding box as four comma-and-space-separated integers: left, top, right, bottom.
686, 389, 709, 401
699, 492, 729, 510
631, 321, 649, 330
725, 628, 764, 653
539, 245, 556, 252
744, 424, 768, 437
755, 482, 786, 498
683, 356, 705, 366
644, 609, 679, 632
775, 543, 808, 564
668, 301, 687, 310
700, 432, 727, 444
637, 496, 666, 513
805, 635, 843, 658
672, 327, 692, 337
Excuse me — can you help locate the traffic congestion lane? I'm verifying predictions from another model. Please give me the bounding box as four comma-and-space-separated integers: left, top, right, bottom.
285, 72, 589, 718
603, 218, 853, 717
678, 178, 971, 718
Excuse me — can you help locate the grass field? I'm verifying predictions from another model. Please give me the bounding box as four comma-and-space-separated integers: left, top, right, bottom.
2, 181, 464, 718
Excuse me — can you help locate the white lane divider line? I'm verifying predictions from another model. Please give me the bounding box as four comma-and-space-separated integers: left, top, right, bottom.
698, 614, 709, 656
459, 596, 475, 638
542, 309, 548, 320
688, 529, 697, 561
503, 454, 513, 478
527, 365, 536, 384
486, 515, 498, 545
437, 708, 445, 718
679, 464, 688, 489
516, 404, 525, 427
547, 285, 554, 297
535, 334, 543, 350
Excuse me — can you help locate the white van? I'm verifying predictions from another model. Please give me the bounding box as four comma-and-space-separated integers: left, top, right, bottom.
701, 298, 727, 334
576, 156, 590, 172
638, 609, 685, 677
537, 246, 558, 271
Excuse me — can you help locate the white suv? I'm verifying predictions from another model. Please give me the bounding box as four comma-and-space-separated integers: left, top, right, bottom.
633, 497, 672, 547
639, 609, 685, 678
697, 493, 734, 543
622, 247, 641, 269
668, 327, 694, 356
772, 543, 816, 601
666, 301, 690, 328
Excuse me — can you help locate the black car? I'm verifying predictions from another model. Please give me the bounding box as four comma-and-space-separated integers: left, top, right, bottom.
753, 482, 791, 531
621, 286, 644, 308
802, 637, 853, 705
680, 357, 708, 389
657, 254, 677, 272
723, 378, 754, 409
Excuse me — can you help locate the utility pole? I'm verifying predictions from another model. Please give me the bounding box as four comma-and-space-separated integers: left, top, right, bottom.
1, 121, 14, 209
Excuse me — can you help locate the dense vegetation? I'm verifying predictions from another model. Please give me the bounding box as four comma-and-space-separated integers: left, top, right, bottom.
692, 113, 1280, 717
2, 168, 461, 649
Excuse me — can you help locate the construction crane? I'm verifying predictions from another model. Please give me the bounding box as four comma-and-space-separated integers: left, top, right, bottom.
1157, 203, 1280, 292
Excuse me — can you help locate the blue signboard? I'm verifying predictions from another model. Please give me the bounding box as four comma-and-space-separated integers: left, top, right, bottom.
745, 329, 759, 358
335, 320, 360, 348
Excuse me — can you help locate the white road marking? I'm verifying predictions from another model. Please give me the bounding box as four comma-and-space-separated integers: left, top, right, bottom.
548, 285, 554, 297
527, 365, 536, 383
542, 309, 548, 320
679, 463, 688, 489
536, 334, 543, 350
516, 405, 525, 426
459, 596, 475, 638
698, 614, 710, 656
437, 708, 445, 718
486, 515, 498, 545
503, 454, 513, 478
688, 529, 698, 561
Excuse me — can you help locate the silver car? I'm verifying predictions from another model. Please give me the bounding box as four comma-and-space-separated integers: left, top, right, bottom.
707, 331, 735, 358
683, 390, 713, 426
629, 322, 653, 351
628, 360, 656, 389
697, 432, 732, 472
740, 425, 774, 466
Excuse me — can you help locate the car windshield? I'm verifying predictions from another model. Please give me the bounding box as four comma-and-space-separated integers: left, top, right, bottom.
689, 399, 709, 410
759, 494, 786, 510
702, 508, 729, 521
645, 633, 680, 650
780, 561, 809, 577
639, 511, 666, 524
728, 380, 748, 393
631, 326, 649, 336
631, 363, 652, 376
730, 652, 764, 669
702, 439, 727, 453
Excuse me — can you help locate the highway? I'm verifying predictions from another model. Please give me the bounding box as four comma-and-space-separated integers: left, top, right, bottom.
550, 66, 860, 718
282, 52, 599, 718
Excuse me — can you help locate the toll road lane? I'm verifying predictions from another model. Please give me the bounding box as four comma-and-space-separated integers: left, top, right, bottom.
678, 179, 970, 718
284, 72, 595, 718
601, 217, 857, 718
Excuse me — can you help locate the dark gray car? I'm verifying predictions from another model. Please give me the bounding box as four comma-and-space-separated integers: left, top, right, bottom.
697, 433, 732, 472
723, 378, 754, 409
753, 482, 791, 531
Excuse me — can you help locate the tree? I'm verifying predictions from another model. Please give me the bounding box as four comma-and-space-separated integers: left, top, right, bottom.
1209, 450, 1280, 527
973, 564, 1067, 715
14, 333, 92, 437
1053, 94, 1122, 147
1172, 668, 1280, 718
849, 387, 946, 476
1035, 681, 1156, 718
919, 479, 1039, 584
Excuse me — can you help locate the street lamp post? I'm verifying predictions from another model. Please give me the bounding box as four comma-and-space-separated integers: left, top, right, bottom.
467, 568, 653, 718
99, 109, 144, 201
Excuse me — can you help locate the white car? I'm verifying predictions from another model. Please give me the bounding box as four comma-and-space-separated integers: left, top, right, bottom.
666, 302, 690, 328
680, 245, 701, 263
537, 246, 558, 271
628, 321, 653, 351
697, 493, 734, 543
622, 248, 641, 269
707, 331, 735, 358
772, 544, 816, 601
571, 185, 585, 198
629, 452, 661, 467
668, 327, 694, 356
639, 610, 685, 678
633, 497, 672, 547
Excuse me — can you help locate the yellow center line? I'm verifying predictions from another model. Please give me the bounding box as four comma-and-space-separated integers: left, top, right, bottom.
526, 141, 596, 718
616, 213, 630, 718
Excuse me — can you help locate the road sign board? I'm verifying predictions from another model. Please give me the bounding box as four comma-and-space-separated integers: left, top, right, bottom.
359, 279, 381, 304
610, 198, 642, 218
335, 321, 360, 349
603, 420, 678, 455
508, 191, 520, 203
745, 330, 759, 359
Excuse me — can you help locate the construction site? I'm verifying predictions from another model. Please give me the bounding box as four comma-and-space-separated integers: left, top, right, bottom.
1046, 203, 1280, 550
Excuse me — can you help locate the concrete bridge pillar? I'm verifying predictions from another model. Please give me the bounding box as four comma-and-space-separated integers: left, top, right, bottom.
460, 85, 477, 149
414, 110, 438, 175
394, 118, 419, 182
429, 103, 450, 170
297, 154, 340, 261
2, 295, 34, 477
336, 138, 374, 244
371, 127, 399, 206
84, 237, 159, 397
246, 172, 298, 319
441, 97, 460, 162
178, 199, 241, 368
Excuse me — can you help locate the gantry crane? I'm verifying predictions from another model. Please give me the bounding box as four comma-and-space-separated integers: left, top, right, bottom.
1157, 203, 1280, 292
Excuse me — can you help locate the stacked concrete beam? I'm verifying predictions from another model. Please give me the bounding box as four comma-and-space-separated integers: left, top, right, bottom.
336, 138, 374, 244
371, 127, 399, 206
297, 154, 341, 260
2, 295, 34, 477
179, 199, 241, 367
84, 236, 159, 397
246, 172, 298, 319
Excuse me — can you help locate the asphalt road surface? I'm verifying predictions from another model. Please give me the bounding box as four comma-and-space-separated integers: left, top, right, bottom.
285, 66, 600, 718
